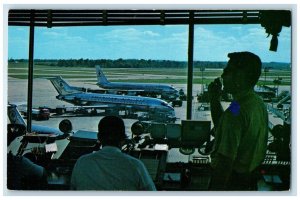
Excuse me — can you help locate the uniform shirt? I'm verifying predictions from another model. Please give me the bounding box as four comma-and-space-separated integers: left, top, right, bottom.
211, 90, 268, 173
70, 146, 156, 191
7, 154, 45, 190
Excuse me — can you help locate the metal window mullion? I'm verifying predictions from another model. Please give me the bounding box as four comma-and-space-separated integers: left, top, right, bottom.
186, 11, 194, 120
26, 10, 35, 132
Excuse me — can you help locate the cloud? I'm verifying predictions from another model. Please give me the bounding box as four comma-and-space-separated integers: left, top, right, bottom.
43, 31, 62, 37
193, 25, 277, 61
96, 28, 160, 43
40, 29, 87, 43
8, 24, 291, 62
16, 27, 28, 32
278, 27, 291, 42
31, 28, 89, 59
195, 27, 218, 40
93, 27, 187, 60
143, 30, 160, 37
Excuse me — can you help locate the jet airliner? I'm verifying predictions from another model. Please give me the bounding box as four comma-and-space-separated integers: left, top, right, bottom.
95, 65, 179, 101
7, 104, 63, 135
49, 76, 176, 123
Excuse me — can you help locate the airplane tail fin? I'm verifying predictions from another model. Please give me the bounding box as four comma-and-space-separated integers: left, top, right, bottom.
7, 104, 27, 126
48, 76, 78, 95
95, 65, 109, 85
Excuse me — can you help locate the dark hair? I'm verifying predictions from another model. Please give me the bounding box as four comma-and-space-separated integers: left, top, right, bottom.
227, 51, 262, 87
98, 116, 127, 146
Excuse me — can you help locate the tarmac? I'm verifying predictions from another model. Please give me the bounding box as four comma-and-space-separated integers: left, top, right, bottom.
7, 77, 290, 163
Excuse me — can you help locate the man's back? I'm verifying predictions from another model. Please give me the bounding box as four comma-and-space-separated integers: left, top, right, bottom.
70, 146, 156, 190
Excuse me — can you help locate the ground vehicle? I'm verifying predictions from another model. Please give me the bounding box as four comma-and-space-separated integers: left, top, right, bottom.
24, 108, 50, 121
172, 99, 183, 107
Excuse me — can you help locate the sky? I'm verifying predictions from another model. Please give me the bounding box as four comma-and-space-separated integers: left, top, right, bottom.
8, 22, 291, 63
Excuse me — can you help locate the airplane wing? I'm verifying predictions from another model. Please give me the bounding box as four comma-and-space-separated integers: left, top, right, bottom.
79, 105, 110, 109
99, 88, 145, 93
83, 86, 145, 94
8, 102, 27, 108
57, 105, 110, 109
116, 89, 145, 92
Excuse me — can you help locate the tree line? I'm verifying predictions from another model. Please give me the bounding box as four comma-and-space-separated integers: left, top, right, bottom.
8, 58, 291, 70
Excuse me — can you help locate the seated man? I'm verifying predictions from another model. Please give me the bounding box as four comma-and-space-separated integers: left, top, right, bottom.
70, 116, 156, 191
7, 124, 47, 190
7, 153, 47, 190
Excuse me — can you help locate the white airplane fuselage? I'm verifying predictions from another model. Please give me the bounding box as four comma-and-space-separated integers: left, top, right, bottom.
57, 92, 175, 117
95, 65, 179, 100
98, 82, 179, 99
49, 76, 176, 122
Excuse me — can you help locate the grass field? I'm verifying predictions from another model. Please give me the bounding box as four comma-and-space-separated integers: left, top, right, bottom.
8, 62, 291, 85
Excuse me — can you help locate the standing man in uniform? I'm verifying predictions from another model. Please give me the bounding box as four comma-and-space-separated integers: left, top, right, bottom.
208, 51, 268, 190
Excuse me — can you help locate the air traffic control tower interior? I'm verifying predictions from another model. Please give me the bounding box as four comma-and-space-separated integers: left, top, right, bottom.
6, 8, 292, 192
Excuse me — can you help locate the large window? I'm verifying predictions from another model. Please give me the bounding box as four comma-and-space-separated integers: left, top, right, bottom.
8, 25, 189, 134
192, 24, 291, 126
8, 24, 292, 133
7, 10, 293, 191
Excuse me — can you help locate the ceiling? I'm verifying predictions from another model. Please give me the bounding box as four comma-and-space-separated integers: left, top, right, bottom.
8, 9, 262, 27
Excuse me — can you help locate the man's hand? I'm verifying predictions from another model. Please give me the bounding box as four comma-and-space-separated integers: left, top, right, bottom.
208, 78, 222, 102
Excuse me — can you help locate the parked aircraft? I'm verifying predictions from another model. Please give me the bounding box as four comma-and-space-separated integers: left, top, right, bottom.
7, 104, 63, 135
95, 65, 180, 101
49, 76, 176, 123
